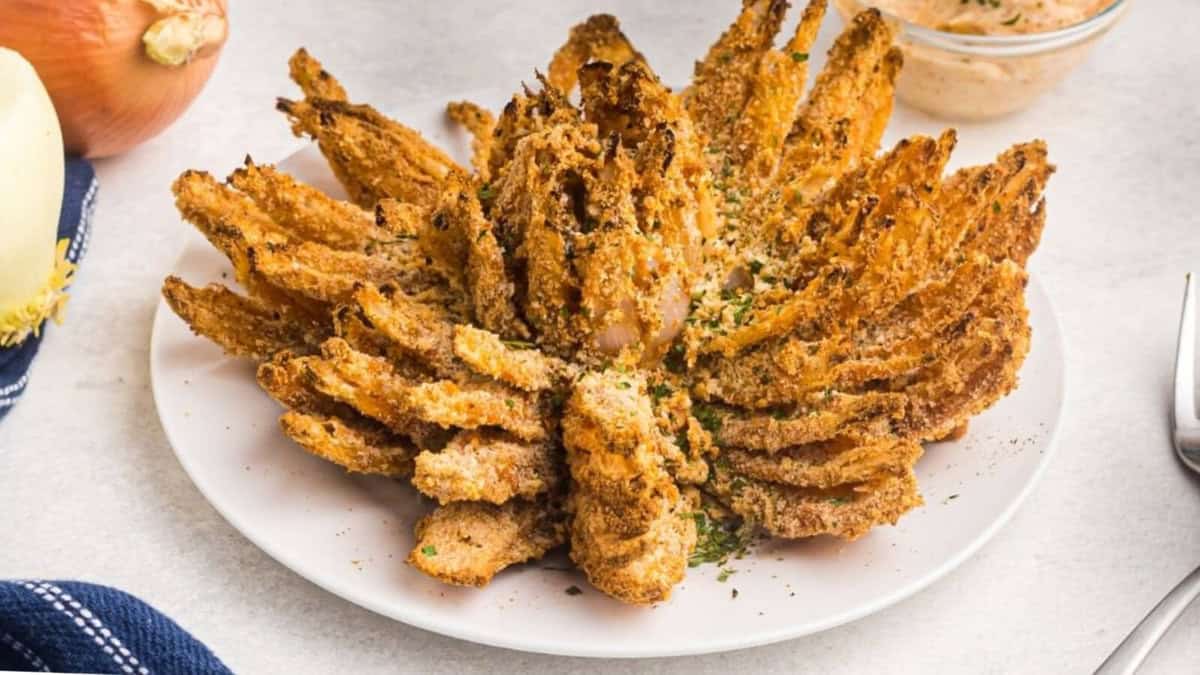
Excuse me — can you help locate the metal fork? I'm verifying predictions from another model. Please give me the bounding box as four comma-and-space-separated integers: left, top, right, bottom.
1096, 274, 1200, 674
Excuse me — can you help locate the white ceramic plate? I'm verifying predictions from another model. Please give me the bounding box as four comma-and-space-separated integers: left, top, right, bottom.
150, 90, 1066, 658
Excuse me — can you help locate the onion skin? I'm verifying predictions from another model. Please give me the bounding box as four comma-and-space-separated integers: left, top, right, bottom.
0, 0, 228, 158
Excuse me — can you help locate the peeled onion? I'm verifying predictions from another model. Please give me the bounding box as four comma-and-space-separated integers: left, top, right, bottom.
0, 0, 228, 158
593, 297, 641, 355
650, 275, 690, 348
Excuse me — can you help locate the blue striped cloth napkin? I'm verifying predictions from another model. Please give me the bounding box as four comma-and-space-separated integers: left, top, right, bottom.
0, 580, 231, 674
0, 161, 232, 673
0, 157, 96, 422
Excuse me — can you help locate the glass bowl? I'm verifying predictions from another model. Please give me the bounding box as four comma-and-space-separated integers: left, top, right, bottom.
832, 0, 1131, 120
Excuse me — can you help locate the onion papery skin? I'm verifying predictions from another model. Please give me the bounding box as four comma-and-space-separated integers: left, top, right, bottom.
0, 0, 228, 158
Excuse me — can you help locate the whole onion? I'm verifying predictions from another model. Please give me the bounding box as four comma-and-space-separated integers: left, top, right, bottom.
0, 0, 228, 158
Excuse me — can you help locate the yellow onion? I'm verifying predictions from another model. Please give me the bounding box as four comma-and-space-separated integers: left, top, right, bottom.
0, 47, 70, 346
0, 0, 228, 158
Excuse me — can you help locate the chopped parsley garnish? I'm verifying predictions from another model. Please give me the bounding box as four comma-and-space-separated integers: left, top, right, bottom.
828, 497, 850, 506
477, 183, 496, 201
717, 567, 737, 583
688, 511, 753, 567
420, 545, 437, 557
693, 405, 723, 434
504, 398, 515, 409
1002, 13, 1021, 25
501, 339, 535, 350
731, 293, 754, 326
791, 51, 809, 63
617, 381, 632, 390
675, 430, 690, 453
650, 383, 673, 402
748, 259, 764, 275
992, 201, 1002, 214
665, 341, 687, 374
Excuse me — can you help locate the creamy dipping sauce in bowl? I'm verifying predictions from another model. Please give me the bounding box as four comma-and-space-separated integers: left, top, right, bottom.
876, 0, 1116, 35
834, 0, 1130, 120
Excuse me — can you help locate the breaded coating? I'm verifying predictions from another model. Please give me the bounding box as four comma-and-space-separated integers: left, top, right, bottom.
731, 0, 827, 182
488, 121, 599, 355
774, 9, 898, 201
408, 498, 566, 587
372, 199, 426, 239
692, 257, 1013, 413
547, 14, 647, 93
452, 324, 568, 391
568, 61, 714, 361
288, 47, 347, 102
715, 392, 907, 451
423, 177, 529, 339
283, 47, 465, 206
352, 282, 469, 380
172, 168, 286, 290
248, 240, 440, 305
894, 262, 1032, 441
259, 349, 421, 477
569, 487, 697, 603
955, 141, 1052, 266
564, 371, 697, 605
407, 380, 547, 442
446, 101, 496, 180
277, 96, 463, 209
413, 430, 563, 505
284, 50, 371, 203
711, 464, 923, 540
257, 350, 356, 418
280, 410, 416, 477
172, 170, 324, 317
162, 276, 327, 360
722, 435, 923, 489
301, 338, 446, 449
487, 84, 581, 182
228, 158, 395, 250
328, 305, 436, 380
685, 0, 790, 151
174, 169, 288, 249
306, 337, 544, 443
697, 131, 956, 357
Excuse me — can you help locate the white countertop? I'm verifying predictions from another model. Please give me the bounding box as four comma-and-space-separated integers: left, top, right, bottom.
2, 1, 1199, 672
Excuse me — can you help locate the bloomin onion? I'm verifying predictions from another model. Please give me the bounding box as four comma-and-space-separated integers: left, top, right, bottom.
0, 0, 228, 158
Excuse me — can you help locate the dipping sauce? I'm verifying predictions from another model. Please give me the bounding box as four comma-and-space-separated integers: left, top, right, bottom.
834, 0, 1127, 120
872, 0, 1117, 36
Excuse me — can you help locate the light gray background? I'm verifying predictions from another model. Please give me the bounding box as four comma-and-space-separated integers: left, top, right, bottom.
3, 1, 1199, 672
